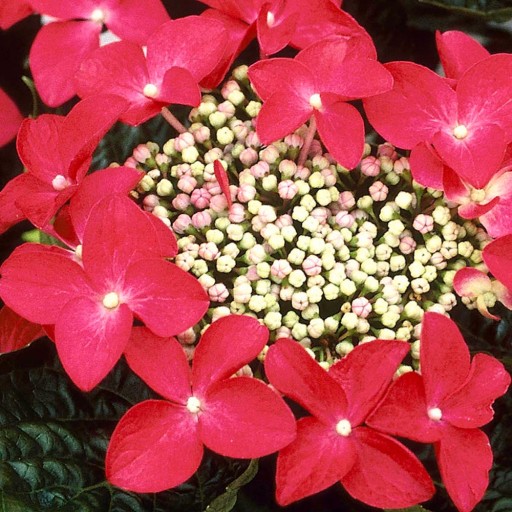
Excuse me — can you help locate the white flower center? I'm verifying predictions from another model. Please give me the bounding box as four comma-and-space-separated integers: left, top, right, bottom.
143, 83, 159, 98
453, 124, 468, 140
470, 188, 486, 203
335, 419, 352, 437
427, 407, 443, 421
266, 11, 275, 27
102, 292, 120, 309
52, 174, 71, 191
186, 396, 202, 414
75, 245, 83, 260
90, 8, 105, 23
309, 93, 322, 110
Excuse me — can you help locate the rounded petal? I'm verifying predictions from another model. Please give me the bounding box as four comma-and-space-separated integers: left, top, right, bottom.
328, 339, 409, 425
480, 199, 512, 237
106, 400, 203, 492
0, 244, 90, 325
364, 61, 456, 149
341, 427, 434, 509
192, 315, 268, 394
409, 142, 445, 190
200, 377, 296, 458
366, 371, 443, 443
29, 0, 101, 19
314, 96, 364, 169
420, 312, 471, 406
435, 427, 493, 512
453, 268, 492, 298
265, 338, 348, 425
443, 353, 510, 428
0, 174, 29, 234
125, 259, 208, 338
436, 30, 490, 80
55, 297, 133, 391
158, 67, 201, 107
0, 88, 23, 147
124, 327, 192, 404
0, 306, 43, 354
0, 0, 32, 30
257, 0, 298, 56
30, 21, 101, 107
275, 416, 356, 506
483, 235, 512, 290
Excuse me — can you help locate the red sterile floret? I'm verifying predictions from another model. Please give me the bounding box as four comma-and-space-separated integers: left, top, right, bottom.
0, 0, 33, 30
364, 55, 512, 189
28, 0, 170, 106
264, 337, 434, 509
367, 312, 510, 512
0, 95, 127, 235
106, 315, 296, 492
0, 195, 208, 391
0, 88, 23, 147
482, 234, 512, 294
0, 306, 44, 354
75, 16, 228, 126
248, 36, 392, 169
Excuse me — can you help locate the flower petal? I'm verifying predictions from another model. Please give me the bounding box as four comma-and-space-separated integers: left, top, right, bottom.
55, 297, 132, 390
158, 67, 201, 107
106, 400, 203, 492
409, 142, 446, 190
341, 427, 434, 509
29, 21, 101, 107
328, 339, 409, 425
0, 174, 28, 234
124, 327, 192, 404
125, 259, 208, 338
420, 312, 471, 406
200, 376, 296, 458
192, 315, 268, 394
483, 235, 512, 290
0, 244, 90, 325
443, 353, 510, 428
275, 416, 356, 506
436, 30, 490, 80
366, 371, 442, 443
314, 96, 364, 169
480, 199, 512, 237
0, 0, 32, 30
257, 0, 298, 56
0, 306, 44, 354
435, 426, 493, 512
265, 338, 348, 425
213, 160, 232, 209
0, 88, 23, 147
364, 61, 456, 149
453, 268, 492, 298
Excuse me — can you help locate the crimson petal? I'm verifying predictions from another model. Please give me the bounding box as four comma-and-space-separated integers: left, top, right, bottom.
106, 400, 203, 492
0, 306, 44, 354
483, 235, 512, 290
0, 88, 23, 147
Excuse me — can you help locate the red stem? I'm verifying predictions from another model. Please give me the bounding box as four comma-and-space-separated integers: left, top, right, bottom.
298, 116, 317, 167
161, 107, 187, 134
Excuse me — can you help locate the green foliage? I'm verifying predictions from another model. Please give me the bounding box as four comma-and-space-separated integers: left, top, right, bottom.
0, 341, 253, 511
418, 0, 512, 21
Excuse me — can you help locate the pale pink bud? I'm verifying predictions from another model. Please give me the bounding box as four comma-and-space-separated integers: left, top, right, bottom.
237, 183, 257, 202
183, 345, 195, 361
369, 181, 389, 202
338, 191, 355, 210
294, 165, 311, 180
413, 214, 434, 234
199, 242, 220, 261
209, 283, 229, 302
233, 364, 253, 378
260, 146, 280, 164
218, 100, 236, 118
205, 181, 222, 195
155, 153, 169, 166
394, 156, 409, 174
309, 139, 322, 157
191, 188, 212, 209
124, 156, 137, 168
177, 175, 197, 194
345, 259, 360, 277
246, 265, 260, 280
335, 210, 355, 228
173, 214, 192, 233
399, 236, 416, 254
278, 180, 299, 199
143, 194, 160, 211
250, 161, 270, 178
258, 205, 277, 224
352, 297, 372, 318
232, 120, 249, 141
377, 142, 398, 161
302, 255, 322, 276
192, 211, 212, 229
210, 194, 228, 212
245, 131, 261, 147
284, 133, 302, 148
221, 79, 240, 98
133, 144, 151, 163
193, 126, 211, 144
172, 193, 191, 210
276, 214, 293, 228
229, 203, 246, 223
311, 207, 329, 224
239, 147, 258, 166
321, 168, 337, 187
177, 328, 196, 345
176, 163, 192, 177
271, 259, 292, 279
361, 156, 380, 177
174, 132, 195, 151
